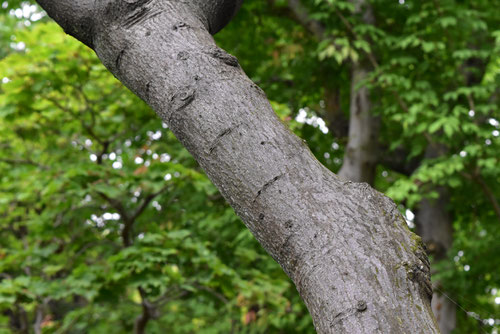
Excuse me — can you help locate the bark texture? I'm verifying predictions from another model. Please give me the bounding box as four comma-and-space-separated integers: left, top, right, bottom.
35, 1, 439, 332
416, 146, 456, 334
416, 194, 456, 334
338, 64, 378, 184
338, 0, 379, 184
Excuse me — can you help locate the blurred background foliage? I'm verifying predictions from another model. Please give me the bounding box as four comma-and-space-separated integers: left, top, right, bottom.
0, 0, 499, 333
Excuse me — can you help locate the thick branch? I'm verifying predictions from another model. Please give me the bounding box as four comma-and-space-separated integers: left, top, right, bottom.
286, 0, 326, 39
34, 1, 439, 332
36, 0, 95, 48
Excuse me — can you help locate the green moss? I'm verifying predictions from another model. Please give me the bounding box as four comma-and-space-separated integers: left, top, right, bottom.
410, 233, 424, 253
399, 216, 411, 231
400, 241, 408, 252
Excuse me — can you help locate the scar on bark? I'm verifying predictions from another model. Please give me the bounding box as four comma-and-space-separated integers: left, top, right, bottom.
172, 21, 189, 31
144, 81, 152, 100
167, 87, 195, 123
123, 3, 161, 29
253, 174, 284, 203
177, 51, 189, 60
330, 301, 368, 327
401, 257, 433, 301
208, 123, 242, 154
332, 311, 345, 326
207, 47, 239, 67
279, 233, 294, 258
251, 83, 267, 97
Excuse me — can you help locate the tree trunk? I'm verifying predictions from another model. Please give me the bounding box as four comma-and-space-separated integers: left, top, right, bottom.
415, 146, 455, 334
416, 194, 456, 334
34, 1, 439, 332
338, 64, 378, 184
338, 0, 378, 185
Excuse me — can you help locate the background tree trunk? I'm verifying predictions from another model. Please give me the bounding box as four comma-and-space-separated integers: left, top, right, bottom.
35, 1, 440, 332
338, 64, 378, 184
415, 146, 455, 334
417, 193, 456, 334
338, 0, 378, 184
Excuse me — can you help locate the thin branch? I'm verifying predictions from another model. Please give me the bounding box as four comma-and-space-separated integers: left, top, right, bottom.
192, 282, 229, 304
0, 158, 49, 170
134, 288, 153, 334
153, 288, 189, 307
333, 7, 378, 68
268, 0, 343, 53
286, 0, 326, 39
332, 4, 412, 114
97, 184, 170, 247
47, 96, 107, 147
69, 240, 121, 265
96, 191, 133, 246
96, 191, 131, 221
470, 171, 500, 222
130, 185, 170, 223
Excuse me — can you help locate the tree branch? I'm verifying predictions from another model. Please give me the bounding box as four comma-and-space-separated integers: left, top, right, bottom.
130, 185, 170, 223
286, 0, 326, 39
134, 287, 154, 334
97, 185, 169, 247
36, 0, 95, 48
32, 1, 439, 331
0, 158, 48, 170
465, 170, 500, 222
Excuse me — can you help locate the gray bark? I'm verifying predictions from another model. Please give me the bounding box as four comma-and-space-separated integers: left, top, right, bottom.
338, 0, 378, 184
35, 1, 439, 332
281, 1, 350, 140
287, 0, 326, 40
416, 194, 456, 334
338, 64, 378, 184
415, 146, 455, 334
323, 85, 348, 139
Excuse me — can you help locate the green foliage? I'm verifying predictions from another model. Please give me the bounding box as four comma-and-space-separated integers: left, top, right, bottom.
225, 0, 500, 332
0, 18, 312, 334
1, 0, 499, 333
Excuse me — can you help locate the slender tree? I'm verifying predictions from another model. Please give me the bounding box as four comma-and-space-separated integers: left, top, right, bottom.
33, 0, 439, 332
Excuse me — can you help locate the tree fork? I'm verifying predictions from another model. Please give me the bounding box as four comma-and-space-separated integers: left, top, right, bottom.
35, 0, 439, 332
